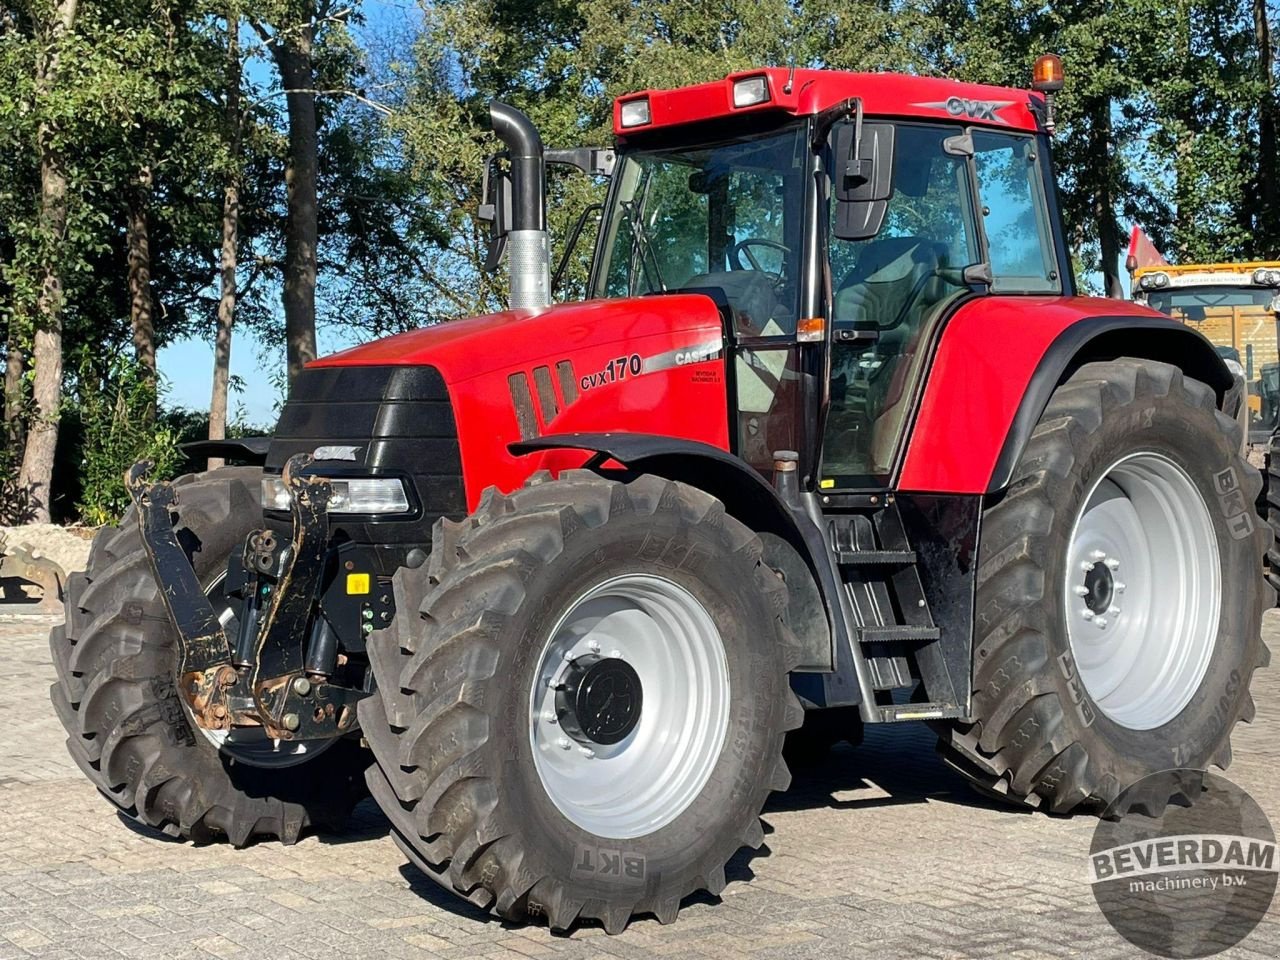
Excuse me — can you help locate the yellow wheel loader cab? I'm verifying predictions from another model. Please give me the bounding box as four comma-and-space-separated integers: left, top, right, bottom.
1132, 261, 1280, 448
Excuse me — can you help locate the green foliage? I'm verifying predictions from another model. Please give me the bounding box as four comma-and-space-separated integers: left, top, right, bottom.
72, 351, 181, 527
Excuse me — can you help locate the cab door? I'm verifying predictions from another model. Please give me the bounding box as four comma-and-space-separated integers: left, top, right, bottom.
819, 123, 1065, 489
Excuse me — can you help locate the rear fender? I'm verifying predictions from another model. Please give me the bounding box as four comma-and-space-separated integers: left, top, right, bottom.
898, 299, 1233, 495
509, 433, 836, 672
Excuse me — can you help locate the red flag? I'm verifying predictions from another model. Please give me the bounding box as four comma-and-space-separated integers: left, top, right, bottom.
1126, 225, 1168, 271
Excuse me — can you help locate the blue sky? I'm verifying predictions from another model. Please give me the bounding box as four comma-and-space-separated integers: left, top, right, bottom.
156, 0, 420, 427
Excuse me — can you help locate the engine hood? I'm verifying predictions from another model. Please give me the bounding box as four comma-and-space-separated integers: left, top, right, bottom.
309, 294, 723, 385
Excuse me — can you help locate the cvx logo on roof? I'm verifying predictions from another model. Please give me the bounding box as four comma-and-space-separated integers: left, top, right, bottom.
914, 96, 1014, 124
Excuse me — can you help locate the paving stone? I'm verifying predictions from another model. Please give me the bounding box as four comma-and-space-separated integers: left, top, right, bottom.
1, 612, 1278, 957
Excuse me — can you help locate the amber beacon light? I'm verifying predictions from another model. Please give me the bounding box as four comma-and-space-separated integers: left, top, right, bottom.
1031, 54, 1064, 133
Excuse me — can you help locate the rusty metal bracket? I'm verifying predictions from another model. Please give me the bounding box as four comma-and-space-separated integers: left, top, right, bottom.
0, 539, 67, 615
124, 461, 243, 731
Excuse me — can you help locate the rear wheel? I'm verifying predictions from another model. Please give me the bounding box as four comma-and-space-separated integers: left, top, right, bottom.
939, 360, 1271, 812
359, 471, 802, 932
49, 467, 368, 844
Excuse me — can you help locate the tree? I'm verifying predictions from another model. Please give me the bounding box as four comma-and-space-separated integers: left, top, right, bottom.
17, 0, 79, 522
209, 5, 243, 470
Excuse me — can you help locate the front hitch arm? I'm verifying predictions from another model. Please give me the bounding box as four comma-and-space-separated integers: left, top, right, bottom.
125, 461, 241, 729
126, 455, 366, 741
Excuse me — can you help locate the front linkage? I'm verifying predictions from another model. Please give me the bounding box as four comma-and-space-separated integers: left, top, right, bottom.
124, 453, 380, 742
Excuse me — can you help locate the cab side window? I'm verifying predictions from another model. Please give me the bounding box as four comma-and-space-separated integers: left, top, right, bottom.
972, 131, 1060, 293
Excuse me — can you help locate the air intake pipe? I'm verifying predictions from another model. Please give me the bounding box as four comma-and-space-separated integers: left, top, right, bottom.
490, 101, 550, 310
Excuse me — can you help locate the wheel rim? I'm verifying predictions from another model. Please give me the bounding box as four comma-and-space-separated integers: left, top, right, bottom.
529, 574, 731, 839
193, 574, 336, 769
1064, 451, 1221, 730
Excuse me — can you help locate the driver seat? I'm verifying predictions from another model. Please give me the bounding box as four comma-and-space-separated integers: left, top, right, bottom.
833, 236, 946, 327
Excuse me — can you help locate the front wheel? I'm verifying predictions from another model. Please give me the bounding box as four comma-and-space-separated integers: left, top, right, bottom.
939, 359, 1271, 813
359, 471, 802, 932
48, 468, 368, 844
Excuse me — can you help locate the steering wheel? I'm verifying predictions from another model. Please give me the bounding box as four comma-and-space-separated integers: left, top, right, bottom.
730, 238, 791, 285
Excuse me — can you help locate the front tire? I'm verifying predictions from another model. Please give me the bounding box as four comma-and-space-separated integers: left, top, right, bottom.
359, 471, 802, 932
48, 468, 369, 844
939, 360, 1271, 812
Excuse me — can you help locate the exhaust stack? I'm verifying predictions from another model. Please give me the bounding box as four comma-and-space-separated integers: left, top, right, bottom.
490, 102, 550, 310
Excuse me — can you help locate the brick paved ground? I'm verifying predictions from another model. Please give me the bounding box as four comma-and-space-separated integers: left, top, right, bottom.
2, 609, 1278, 959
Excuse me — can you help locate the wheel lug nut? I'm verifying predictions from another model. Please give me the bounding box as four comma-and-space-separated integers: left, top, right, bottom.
1080, 560, 1096, 572
609, 649, 622, 658
1094, 617, 1108, 629
587, 640, 601, 653
579, 746, 595, 758
1108, 606, 1121, 616
1115, 581, 1126, 593
557, 737, 572, 750
1105, 558, 1120, 570
1090, 550, 1107, 560
1073, 585, 1090, 597
542, 711, 557, 724
1081, 609, 1094, 621
562, 649, 575, 660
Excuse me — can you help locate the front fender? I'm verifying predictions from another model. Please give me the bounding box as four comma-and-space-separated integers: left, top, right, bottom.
509, 432, 836, 672
897, 297, 1232, 494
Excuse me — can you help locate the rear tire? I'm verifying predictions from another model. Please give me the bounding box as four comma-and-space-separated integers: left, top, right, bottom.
939, 360, 1271, 813
49, 467, 368, 844
1266, 436, 1280, 601
359, 471, 802, 932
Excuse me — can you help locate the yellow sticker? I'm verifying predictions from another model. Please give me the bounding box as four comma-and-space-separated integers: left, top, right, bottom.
346, 572, 371, 595
819, 478, 835, 489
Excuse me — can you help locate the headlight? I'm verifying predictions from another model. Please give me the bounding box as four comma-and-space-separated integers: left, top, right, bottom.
732, 75, 770, 108
261, 476, 411, 515
1253, 268, 1280, 286
619, 98, 651, 128
1139, 272, 1170, 290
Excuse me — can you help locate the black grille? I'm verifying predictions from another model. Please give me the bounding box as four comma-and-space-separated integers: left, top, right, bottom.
265, 365, 465, 567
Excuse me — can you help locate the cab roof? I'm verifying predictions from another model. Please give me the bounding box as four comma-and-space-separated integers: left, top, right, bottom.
1132, 261, 1280, 285
612, 67, 1045, 138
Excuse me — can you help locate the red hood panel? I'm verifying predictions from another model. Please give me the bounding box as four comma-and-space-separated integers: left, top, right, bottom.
310, 295, 722, 384
311, 294, 731, 512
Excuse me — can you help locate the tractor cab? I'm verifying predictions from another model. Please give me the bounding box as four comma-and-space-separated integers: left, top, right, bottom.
586, 86, 1069, 484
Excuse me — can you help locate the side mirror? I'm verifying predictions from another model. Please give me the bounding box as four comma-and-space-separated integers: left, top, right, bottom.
832, 121, 895, 241
478, 153, 513, 272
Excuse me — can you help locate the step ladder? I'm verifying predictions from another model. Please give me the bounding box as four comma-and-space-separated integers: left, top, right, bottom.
829, 508, 964, 722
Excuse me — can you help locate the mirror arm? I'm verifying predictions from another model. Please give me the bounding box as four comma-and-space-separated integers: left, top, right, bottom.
546, 147, 617, 178
811, 96, 860, 152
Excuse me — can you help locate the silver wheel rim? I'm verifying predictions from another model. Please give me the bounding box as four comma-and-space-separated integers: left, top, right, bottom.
1064, 451, 1221, 730
529, 574, 730, 839
193, 574, 336, 769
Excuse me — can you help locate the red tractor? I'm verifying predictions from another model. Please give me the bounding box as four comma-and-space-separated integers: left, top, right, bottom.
51, 59, 1270, 933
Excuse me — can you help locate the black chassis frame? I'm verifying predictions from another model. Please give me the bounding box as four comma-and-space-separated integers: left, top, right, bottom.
124, 454, 387, 742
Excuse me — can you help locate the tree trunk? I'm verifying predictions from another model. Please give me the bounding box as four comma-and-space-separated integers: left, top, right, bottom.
1090, 97, 1124, 298
18, 0, 78, 523
3, 327, 24, 431
1254, 0, 1278, 254
126, 170, 156, 413
272, 18, 318, 383
209, 6, 241, 472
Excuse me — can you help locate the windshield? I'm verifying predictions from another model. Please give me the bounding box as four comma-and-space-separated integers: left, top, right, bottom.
594, 125, 808, 336
1146, 285, 1277, 317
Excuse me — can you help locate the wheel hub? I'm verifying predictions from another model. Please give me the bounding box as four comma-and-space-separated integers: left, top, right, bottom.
1074, 550, 1124, 628
556, 654, 644, 746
